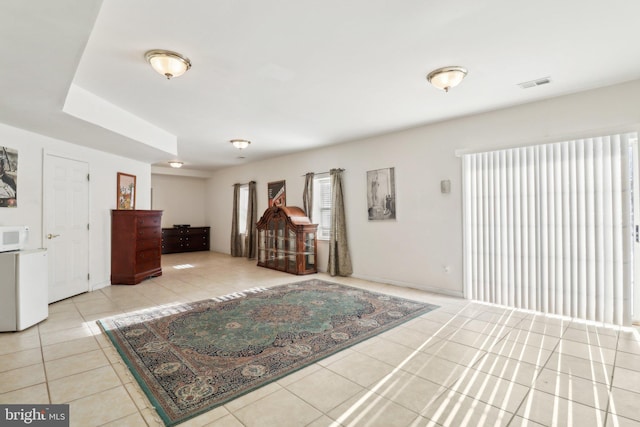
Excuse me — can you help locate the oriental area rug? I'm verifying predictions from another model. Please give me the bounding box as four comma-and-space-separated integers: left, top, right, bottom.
97, 279, 438, 426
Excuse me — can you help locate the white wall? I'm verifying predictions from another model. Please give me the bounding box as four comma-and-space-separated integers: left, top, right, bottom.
0, 122, 151, 290
151, 174, 208, 228
206, 79, 640, 297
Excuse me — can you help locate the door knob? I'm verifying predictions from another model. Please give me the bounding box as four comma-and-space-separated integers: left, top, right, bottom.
47, 233, 60, 239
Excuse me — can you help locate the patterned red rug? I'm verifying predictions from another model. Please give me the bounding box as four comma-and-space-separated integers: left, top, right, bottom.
97, 279, 438, 426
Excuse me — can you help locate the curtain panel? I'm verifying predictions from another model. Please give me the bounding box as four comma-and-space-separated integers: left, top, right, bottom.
230, 183, 243, 257
463, 133, 635, 325
328, 168, 353, 276
244, 181, 257, 259
303, 172, 314, 220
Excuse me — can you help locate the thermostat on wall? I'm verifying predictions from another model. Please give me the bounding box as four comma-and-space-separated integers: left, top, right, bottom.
440, 180, 451, 194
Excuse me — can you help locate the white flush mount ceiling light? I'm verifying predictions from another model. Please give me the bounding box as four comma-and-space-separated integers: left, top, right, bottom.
144, 49, 191, 79
427, 66, 468, 92
168, 161, 183, 168
230, 139, 251, 150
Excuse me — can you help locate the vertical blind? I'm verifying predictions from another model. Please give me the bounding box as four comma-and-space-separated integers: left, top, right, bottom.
316, 176, 332, 240
463, 133, 636, 325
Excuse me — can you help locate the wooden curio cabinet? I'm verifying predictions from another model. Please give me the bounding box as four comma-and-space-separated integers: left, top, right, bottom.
256, 206, 318, 275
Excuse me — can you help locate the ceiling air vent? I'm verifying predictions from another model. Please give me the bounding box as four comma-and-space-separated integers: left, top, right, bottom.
518, 76, 551, 89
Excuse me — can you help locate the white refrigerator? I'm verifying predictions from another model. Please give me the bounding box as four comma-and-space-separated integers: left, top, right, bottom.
0, 249, 48, 332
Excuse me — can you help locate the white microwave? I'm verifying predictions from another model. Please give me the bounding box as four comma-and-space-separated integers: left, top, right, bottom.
0, 226, 29, 252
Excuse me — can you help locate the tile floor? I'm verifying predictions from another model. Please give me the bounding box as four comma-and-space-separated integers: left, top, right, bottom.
1, 251, 639, 427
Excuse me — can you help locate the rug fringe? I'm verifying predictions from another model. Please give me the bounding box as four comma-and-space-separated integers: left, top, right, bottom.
209, 286, 269, 302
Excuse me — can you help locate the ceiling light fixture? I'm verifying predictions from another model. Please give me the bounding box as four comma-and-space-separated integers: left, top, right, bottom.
168, 161, 183, 168
144, 49, 191, 79
230, 139, 251, 150
426, 66, 468, 92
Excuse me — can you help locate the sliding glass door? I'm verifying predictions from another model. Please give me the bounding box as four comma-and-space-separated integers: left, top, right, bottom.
463, 133, 638, 326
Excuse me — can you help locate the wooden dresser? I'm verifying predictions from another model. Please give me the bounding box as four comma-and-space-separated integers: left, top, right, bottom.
111, 210, 163, 285
161, 227, 210, 254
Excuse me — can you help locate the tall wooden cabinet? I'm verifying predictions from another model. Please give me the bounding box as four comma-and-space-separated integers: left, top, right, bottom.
111, 210, 163, 285
256, 206, 318, 275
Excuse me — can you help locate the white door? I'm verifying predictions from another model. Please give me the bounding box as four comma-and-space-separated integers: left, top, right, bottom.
633, 140, 640, 325
44, 154, 90, 303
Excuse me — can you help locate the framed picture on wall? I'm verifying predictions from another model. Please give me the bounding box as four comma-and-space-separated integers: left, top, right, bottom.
117, 172, 136, 210
268, 180, 286, 207
0, 146, 18, 208
367, 167, 396, 220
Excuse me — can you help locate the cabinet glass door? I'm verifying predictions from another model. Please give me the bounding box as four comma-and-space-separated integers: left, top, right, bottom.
287, 229, 297, 272
277, 220, 286, 269
267, 223, 276, 267
304, 232, 315, 270
258, 229, 265, 263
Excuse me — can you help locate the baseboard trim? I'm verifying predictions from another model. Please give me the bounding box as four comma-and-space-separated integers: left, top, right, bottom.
350, 273, 464, 299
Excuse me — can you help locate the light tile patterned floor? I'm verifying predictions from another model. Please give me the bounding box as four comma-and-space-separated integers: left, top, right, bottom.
1, 251, 639, 426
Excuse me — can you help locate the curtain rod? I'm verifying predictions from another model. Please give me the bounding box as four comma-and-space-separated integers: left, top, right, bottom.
301, 168, 345, 177
231, 180, 255, 186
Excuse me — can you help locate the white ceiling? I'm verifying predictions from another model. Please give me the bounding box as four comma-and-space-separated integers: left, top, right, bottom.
2, 0, 640, 172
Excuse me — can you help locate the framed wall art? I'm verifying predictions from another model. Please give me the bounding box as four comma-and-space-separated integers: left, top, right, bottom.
0, 146, 17, 208
268, 180, 286, 207
117, 172, 136, 210
367, 167, 396, 220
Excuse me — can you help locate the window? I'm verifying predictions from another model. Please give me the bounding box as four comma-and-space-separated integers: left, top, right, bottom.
312, 175, 331, 240
238, 184, 249, 234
